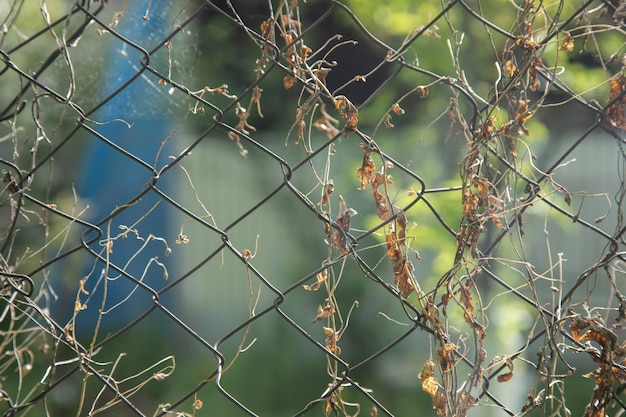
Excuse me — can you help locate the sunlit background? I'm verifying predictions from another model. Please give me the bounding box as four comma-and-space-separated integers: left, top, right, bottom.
1, 1, 625, 416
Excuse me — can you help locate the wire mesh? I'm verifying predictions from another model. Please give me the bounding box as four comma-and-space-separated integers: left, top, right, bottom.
1, 0, 626, 416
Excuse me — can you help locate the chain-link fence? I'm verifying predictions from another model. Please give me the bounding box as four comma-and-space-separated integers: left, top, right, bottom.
1, 0, 626, 416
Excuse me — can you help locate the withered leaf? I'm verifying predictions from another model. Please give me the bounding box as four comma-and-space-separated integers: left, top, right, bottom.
490, 214, 502, 228
385, 226, 415, 298
396, 209, 407, 244
331, 208, 358, 255
373, 189, 389, 220
335, 95, 358, 133
391, 103, 405, 115
472, 176, 489, 199
313, 67, 331, 88
418, 360, 439, 397
318, 180, 334, 206
463, 191, 480, 217
583, 369, 613, 417
433, 391, 448, 417
386, 233, 402, 263
570, 315, 593, 342
437, 346, 455, 374
497, 369, 514, 383
284, 74, 296, 89
300, 45, 312, 60
514, 99, 532, 136
357, 143, 376, 190
424, 296, 442, 327
442, 342, 458, 352
504, 59, 517, 77
323, 327, 338, 341
579, 325, 618, 351
515, 34, 537, 51
326, 340, 341, 356
529, 58, 541, 92
559, 31, 574, 52
370, 171, 393, 192
483, 116, 496, 136
394, 260, 415, 298
418, 359, 434, 380
260, 19, 273, 39
370, 167, 393, 220
324, 326, 341, 355
459, 282, 474, 316
303, 267, 329, 291
605, 73, 626, 130
563, 192, 573, 206
332, 232, 348, 254
514, 99, 529, 121
336, 207, 357, 231
488, 356, 515, 383
384, 113, 394, 128
459, 281, 486, 340
312, 300, 335, 323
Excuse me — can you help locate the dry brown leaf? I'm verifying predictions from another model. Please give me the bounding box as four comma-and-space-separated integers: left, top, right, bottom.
504, 59, 517, 77
373, 189, 389, 220
391, 103, 405, 115
383, 113, 394, 128
335, 95, 358, 133
331, 208, 358, 255
357, 143, 376, 190
318, 180, 334, 206
394, 260, 415, 298
605, 73, 626, 130
284, 74, 296, 89
418, 360, 438, 396
303, 267, 329, 291
495, 356, 514, 383
396, 210, 407, 244
559, 32, 574, 52
312, 300, 335, 323
433, 391, 447, 416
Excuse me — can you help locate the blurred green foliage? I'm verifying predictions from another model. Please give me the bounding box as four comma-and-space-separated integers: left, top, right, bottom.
2, 0, 625, 416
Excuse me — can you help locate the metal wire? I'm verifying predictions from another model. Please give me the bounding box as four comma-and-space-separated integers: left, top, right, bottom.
1, 0, 626, 416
